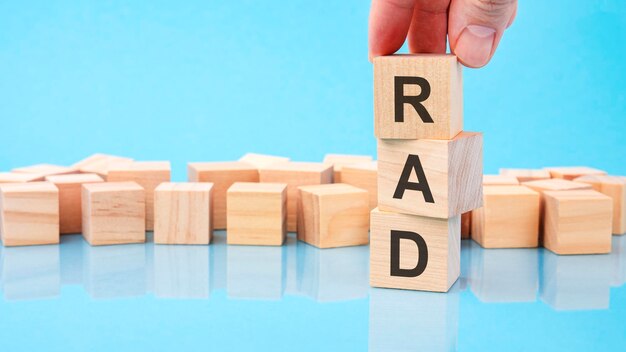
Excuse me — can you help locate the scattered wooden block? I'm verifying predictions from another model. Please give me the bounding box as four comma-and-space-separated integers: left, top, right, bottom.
377, 131, 483, 218
543, 189, 612, 255
81, 182, 145, 246
574, 175, 626, 235
0, 172, 44, 183
374, 54, 463, 140
188, 161, 259, 229
323, 154, 373, 182
45, 173, 105, 234
12, 163, 77, 178
370, 208, 460, 292
499, 168, 551, 183
297, 183, 369, 248
0, 182, 60, 246
471, 186, 540, 248
239, 153, 290, 168
259, 162, 333, 232
72, 153, 134, 177
107, 161, 171, 231
154, 182, 214, 245
341, 161, 378, 210
226, 182, 287, 246
461, 212, 471, 239
483, 174, 519, 186
545, 166, 607, 180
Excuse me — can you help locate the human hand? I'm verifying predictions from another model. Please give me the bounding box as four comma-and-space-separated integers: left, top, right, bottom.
368, 0, 517, 68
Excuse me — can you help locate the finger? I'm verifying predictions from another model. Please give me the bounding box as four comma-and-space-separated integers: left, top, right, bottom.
407, 0, 451, 54
368, 0, 418, 60
448, 0, 517, 68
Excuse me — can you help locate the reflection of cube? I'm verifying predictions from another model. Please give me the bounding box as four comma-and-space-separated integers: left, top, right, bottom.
545, 166, 606, 180
543, 190, 612, 255
2, 245, 60, 300
298, 184, 369, 248
0, 182, 59, 246
154, 245, 210, 299
323, 154, 373, 182
341, 161, 378, 210
574, 175, 626, 235
227, 182, 287, 246
227, 245, 285, 300
45, 173, 104, 234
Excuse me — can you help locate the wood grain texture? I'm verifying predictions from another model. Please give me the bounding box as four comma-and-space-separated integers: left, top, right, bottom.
297, 183, 369, 248
323, 154, 373, 183
341, 161, 378, 210
499, 168, 551, 183
377, 132, 483, 218
574, 175, 626, 235
226, 182, 287, 246
370, 208, 460, 292
72, 153, 134, 177
81, 182, 145, 246
471, 185, 540, 248
45, 173, 104, 234
0, 172, 44, 183
259, 162, 333, 232
239, 153, 290, 168
188, 161, 259, 230
374, 54, 463, 140
0, 182, 60, 246
545, 166, 607, 180
154, 182, 213, 245
543, 190, 612, 255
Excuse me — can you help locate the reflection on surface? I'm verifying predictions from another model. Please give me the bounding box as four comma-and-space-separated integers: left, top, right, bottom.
154, 244, 210, 299
227, 243, 285, 300
611, 236, 626, 287
1, 245, 60, 300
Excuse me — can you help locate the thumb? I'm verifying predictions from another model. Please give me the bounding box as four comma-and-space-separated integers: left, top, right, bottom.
448, 0, 517, 68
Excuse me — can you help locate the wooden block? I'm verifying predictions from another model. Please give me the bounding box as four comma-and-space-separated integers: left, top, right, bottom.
107, 161, 171, 231
370, 208, 460, 292
72, 153, 134, 177
574, 175, 626, 235
81, 182, 145, 246
471, 186, 540, 248
374, 54, 463, 140
461, 212, 471, 239
0, 182, 60, 246
0, 172, 44, 183
45, 173, 105, 234
340, 161, 378, 210
499, 168, 551, 183
188, 161, 259, 229
543, 190, 613, 255
238, 153, 290, 168
154, 182, 214, 245
323, 154, 373, 182
297, 183, 369, 248
226, 182, 287, 246
378, 132, 483, 218
545, 166, 606, 180
482, 174, 519, 186
12, 163, 77, 178
259, 162, 333, 232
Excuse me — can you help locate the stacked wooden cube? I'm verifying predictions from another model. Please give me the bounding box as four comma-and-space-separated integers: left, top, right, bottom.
369, 54, 483, 293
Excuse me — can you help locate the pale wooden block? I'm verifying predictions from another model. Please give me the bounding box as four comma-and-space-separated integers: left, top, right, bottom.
0, 172, 45, 183
545, 166, 607, 180
499, 168, 551, 183
12, 163, 77, 178
543, 189, 613, 255
297, 183, 369, 248
238, 153, 290, 168
323, 154, 373, 183
370, 208, 460, 292
154, 182, 214, 245
374, 54, 463, 140
259, 162, 333, 232
72, 153, 134, 177
482, 174, 519, 186
461, 212, 471, 239
107, 161, 171, 231
226, 182, 287, 246
471, 186, 540, 248
0, 182, 60, 246
378, 132, 483, 218
341, 161, 378, 210
574, 175, 626, 235
45, 173, 105, 234
81, 182, 146, 246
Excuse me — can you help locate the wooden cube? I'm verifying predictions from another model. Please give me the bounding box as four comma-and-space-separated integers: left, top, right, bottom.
12, 163, 77, 178
226, 182, 287, 246
188, 161, 259, 229
323, 154, 373, 182
378, 132, 483, 218
154, 182, 214, 245
107, 161, 171, 231
461, 212, 471, 239
483, 174, 519, 186
499, 168, 551, 183
72, 153, 134, 177
297, 183, 369, 248
239, 153, 290, 168
259, 162, 333, 232
574, 175, 626, 235
543, 190, 612, 255
370, 208, 460, 292
341, 161, 378, 210
471, 186, 540, 248
0, 182, 59, 246
45, 173, 105, 234
545, 166, 606, 180
81, 182, 145, 246
0, 172, 44, 183
374, 54, 463, 140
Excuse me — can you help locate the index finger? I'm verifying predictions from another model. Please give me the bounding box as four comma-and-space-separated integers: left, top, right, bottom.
368, 0, 417, 60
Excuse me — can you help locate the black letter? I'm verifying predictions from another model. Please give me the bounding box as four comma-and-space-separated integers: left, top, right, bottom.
393, 154, 434, 203
390, 230, 428, 277
394, 76, 433, 123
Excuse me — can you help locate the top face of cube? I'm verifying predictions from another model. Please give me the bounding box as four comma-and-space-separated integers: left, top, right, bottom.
156, 182, 214, 193
483, 185, 539, 197
543, 189, 612, 203
109, 161, 171, 173
499, 168, 551, 182
238, 153, 290, 168
72, 153, 134, 176
228, 182, 287, 194
189, 161, 257, 172
323, 154, 373, 169
0, 181, 58, 194
574, 175, 626, 185
522, 179, 592, 192
11, 163, 76, 176
260, 161, 332, 173
545, 166, 606, 180
343, 161, 378, 172
299, 183, 367, 197
482, 175, 519, 186
0, 172, 43, 183
83, 182, 144, 194
374, 54, 463, 140
45, 173, 104, 184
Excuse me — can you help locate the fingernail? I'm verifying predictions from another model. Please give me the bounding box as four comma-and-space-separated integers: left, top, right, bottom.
454, 25, 496, 68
